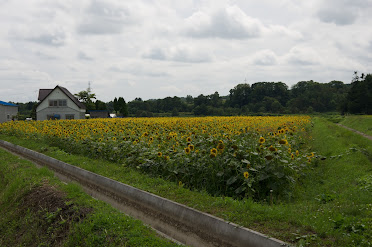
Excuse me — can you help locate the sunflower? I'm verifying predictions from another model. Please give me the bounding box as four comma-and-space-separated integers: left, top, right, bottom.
184, 147, 191, 154
244, 171, 249, 179
210, 152, 216, 158
186, 136, 192, 142
217, 142, 225, 150
288, 147, 291, 153
265, 155, 273, 160
291, 153, 295, 160
296, 150, 299, 156
279, 139, 288, 145
269, 145, 276, 152
157, 152, 162, 157
188, 144, 195, 151
259, 136, 265, 144
210, 148, 218, 154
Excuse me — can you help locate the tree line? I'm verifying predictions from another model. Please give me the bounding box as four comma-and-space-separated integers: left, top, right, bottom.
12, 72, 372, 120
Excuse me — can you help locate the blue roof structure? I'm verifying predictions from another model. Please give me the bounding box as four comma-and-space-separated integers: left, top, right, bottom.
0, 101, 18, 107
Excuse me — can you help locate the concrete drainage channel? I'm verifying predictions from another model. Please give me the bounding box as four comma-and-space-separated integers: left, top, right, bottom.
0, 140, 288, 247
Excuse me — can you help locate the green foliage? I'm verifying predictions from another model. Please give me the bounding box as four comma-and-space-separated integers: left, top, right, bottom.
346, 73, 372, 114
340, 115, 372, 136
0, 149, 180, 247
1, 115, 372, 247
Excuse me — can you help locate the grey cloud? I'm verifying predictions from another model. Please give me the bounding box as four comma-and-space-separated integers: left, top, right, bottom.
252, 50, 278, 66
184, 5, 263, 39
142, 47, 167, 61
316, 8, 357, 26
77, 51, 94, 61
35, 51, 57, 60
9, 25, 67, 47
77, 0, 137, 35
27, 32, 66, 46
109, 65, 169, 77
315, 0, 372, 25
142, 46, 212, 63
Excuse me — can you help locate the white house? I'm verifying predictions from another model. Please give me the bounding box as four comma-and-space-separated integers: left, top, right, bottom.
0, 101, 18, 123
36, 85, 86, 120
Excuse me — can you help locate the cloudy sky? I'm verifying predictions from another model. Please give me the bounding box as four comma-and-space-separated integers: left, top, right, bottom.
1, 0, 371, 103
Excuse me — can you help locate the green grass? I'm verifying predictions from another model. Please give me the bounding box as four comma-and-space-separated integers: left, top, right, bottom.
0, 148, 181, 247
1, 117, 371, 246
340, 115, 372, 136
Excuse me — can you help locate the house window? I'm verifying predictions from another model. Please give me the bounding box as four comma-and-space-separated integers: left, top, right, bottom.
59, 100, 67, 106
49, 100, 58, 107
49, 99, 67, 107
65, 114, 74, 120
7, 114, 10, 119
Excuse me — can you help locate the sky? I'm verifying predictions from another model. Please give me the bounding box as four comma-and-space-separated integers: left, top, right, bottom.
1, 0, 371, 103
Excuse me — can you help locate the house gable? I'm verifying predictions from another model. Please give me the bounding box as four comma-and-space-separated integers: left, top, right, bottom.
36, 86, 86, 120
38, 86, 86, 109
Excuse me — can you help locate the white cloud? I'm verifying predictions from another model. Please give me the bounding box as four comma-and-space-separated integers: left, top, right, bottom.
143, 44, 213, 63
284, 46, 321, 66
0, 0, 371, 102
77, 0, 140, 35
184, 5, 264, 39
252, 50, 278, 66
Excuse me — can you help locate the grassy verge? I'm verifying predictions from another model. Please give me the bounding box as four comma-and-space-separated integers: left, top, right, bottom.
1, 117, 371, 246
0, 148, 181, 247
340, 115, 372, 136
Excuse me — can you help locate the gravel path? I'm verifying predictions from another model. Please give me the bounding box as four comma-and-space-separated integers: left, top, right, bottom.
337, 124, 372, 141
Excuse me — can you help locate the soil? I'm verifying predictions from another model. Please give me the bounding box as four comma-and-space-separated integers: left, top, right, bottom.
16, 182, 93, 246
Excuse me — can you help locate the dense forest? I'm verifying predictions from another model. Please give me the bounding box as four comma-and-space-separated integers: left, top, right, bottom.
12, 72, 372, 120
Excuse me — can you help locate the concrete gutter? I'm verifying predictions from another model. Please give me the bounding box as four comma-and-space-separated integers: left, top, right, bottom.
0, 140, 289, 247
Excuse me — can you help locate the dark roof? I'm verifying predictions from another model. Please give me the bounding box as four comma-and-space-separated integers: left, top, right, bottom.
38, 89, 53, 101
0, 101, 18, 107
38, 86, 86, 109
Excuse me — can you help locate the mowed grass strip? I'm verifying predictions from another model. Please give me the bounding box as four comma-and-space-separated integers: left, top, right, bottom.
0, 116, 371, 246
340, 115, 372, 136
0, 148, 181, 247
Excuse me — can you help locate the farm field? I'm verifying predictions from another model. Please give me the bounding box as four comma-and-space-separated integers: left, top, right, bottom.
0, 116, 314, 200
1, 116, 371, 246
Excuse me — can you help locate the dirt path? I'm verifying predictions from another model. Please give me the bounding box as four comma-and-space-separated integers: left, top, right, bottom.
336, 124, 372, 141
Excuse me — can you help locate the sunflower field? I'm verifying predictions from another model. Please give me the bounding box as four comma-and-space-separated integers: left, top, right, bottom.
0, 116, 314, 200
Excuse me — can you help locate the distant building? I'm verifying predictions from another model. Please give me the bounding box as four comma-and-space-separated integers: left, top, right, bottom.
0, 101, 18, 123
36, 85, 86, 120
89, 110, 110, 118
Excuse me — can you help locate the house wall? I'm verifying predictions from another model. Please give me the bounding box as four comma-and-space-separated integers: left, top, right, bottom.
0, 105, 18, 123
36, 88, 85, 121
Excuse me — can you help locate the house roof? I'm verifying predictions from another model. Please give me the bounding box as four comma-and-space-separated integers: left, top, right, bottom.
38, 85, 86, 109
0, 101, 18, 107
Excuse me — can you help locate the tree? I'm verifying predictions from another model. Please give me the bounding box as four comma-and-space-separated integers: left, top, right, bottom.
228, 83, 251, 108
74, 87, 96, 111
117, 97, 128, 117
113, 97, 119, 113
346, 72, 372, 114
186, 95, 194, 104
95, 100, 107, 110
